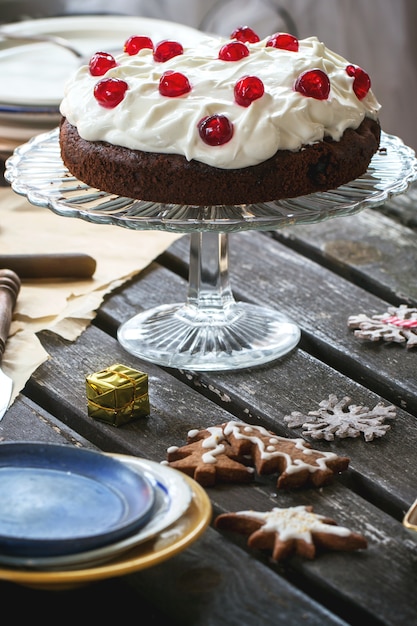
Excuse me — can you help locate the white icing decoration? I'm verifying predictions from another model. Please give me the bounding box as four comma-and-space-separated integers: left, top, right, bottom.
60, 34, 380, 169
237, 506, 351, 542
200, 426, 227, 464
223, 420, 338, 475
202, 443, 226, 464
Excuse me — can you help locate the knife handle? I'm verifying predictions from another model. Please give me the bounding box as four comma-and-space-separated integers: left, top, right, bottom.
0, 269, 21, 359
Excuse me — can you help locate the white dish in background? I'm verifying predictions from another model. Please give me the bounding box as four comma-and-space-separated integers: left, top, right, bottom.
0, 120, 56, 140
0, 455, 193, 570
0, 15, 206, 107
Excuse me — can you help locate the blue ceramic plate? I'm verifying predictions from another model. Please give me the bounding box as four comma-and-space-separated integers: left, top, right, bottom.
0, 443, 155, 557
0, 456, 193, 570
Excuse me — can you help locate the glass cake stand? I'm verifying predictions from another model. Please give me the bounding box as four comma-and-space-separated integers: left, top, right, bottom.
5, 129, 417, 371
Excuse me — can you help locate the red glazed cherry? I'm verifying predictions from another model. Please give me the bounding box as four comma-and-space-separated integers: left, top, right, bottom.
198, 114, 234, 146
89, 52, 117, 76
230, 26, 260, 43
266, 32, 299, 52
234, 75, 264, 107
159, 71, 191, 97
94, 78, 128, 108
294, 69, 330, 100
218, 41, 249, 61
124, 35, 153, 55
153, 40, 183, 62
346, 64, 371, 100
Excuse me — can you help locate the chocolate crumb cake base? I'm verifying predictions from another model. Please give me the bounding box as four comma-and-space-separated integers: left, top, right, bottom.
59, 117, 380, 206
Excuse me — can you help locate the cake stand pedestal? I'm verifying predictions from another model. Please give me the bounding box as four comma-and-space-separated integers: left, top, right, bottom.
5, 129, 417, 371
117, 231, 300, 370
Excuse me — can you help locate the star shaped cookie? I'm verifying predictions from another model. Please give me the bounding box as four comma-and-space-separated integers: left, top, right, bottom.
215, 505, 367, 560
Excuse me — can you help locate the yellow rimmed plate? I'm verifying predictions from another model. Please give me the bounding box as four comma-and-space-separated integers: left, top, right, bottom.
403, 497, 417, 543
0, 465, 211, 590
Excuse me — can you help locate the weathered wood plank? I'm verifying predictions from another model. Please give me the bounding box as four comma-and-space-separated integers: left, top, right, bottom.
272, 208, 417, 305
125, 526, 353, 626
378, 185, 417, 229
0, 395, 93, 447
0, 577, 176, 625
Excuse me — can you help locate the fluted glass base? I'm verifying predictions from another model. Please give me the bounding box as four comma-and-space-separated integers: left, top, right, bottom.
117, 301, 300, 371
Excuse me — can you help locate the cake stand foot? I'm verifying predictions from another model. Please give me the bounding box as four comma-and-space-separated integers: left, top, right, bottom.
117, 232, 300, 371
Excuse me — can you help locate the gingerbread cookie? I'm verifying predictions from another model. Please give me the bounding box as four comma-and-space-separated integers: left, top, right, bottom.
163, 421, 349, 488
164, 424, 254, 486
214, 505, 367, 561
223, 421, 349, 488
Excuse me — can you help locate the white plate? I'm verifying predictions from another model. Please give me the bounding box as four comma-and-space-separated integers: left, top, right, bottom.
0, 455, 192, 570
0, 15, 205, 107
0, 120, 56, 140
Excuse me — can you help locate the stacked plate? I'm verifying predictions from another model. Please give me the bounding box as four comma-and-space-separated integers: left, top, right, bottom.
0, 442, 211, 590
403, 497, 417, 544
0, 14, 206, 155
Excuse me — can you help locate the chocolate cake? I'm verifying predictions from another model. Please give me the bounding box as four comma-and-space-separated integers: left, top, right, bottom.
59, 27, 381, 206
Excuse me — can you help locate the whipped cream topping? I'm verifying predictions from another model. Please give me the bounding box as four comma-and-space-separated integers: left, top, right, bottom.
60, 34, 381, 169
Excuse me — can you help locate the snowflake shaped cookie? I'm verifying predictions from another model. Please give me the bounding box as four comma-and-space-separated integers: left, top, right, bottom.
284, 394, 396, 441
348, 304, 417, 348
214, 505, 367, 561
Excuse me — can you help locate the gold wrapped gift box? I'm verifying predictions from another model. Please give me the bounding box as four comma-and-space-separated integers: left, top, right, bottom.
86, 363, 150, 426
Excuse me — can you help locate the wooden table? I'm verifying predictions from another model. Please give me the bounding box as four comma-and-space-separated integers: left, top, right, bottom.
0, 175, 416, 625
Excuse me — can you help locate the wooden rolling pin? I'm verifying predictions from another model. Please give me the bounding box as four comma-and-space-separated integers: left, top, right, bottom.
0, 268, 20, 359
0, 253, 96, 279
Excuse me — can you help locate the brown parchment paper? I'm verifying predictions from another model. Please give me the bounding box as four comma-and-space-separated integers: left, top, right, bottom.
0, 187, 183, 405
